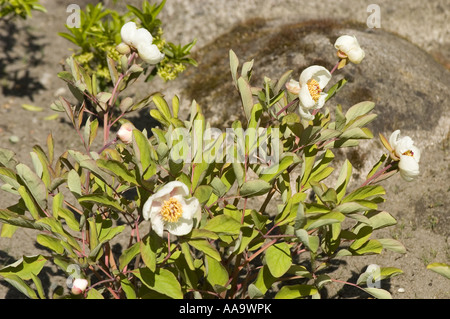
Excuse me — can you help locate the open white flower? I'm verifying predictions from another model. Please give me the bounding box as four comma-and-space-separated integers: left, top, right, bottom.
389, 130, 421, 182
297, 65, 332, 120
120, 21, 164, 65
334, 35, 365, 64
143, 181, 201, 237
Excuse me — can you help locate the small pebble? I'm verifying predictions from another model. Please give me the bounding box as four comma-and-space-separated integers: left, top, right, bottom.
398, 287, 405, 293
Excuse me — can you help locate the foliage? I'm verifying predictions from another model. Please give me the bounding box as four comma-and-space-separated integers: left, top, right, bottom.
0, 0, 46, 20
58, 0, 196, 90
0, 14, 413, 299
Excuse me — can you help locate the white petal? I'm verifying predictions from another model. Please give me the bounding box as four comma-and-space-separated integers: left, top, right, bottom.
135, 28, 153, 45
334, 35, 357, 51
410, 145, 421, 162
165, 217, 194, 236
398, 155, 420, 182
389, 130, 401, 150
152, 181, 190, 200
298, 105, 314, 121
120, 22, 137, 47
316, 93, 328, 109
151, 213, 165, 237
298, 85, 316, 109
299, 65, 331, 87
137, 43, 165, 65
347, 47, 365, 64
181, 197, 201, 220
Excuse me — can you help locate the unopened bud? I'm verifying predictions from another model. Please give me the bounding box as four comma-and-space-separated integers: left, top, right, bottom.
71, 278, 88, 295
117, 122, 136, 144
116, 42, 131, 55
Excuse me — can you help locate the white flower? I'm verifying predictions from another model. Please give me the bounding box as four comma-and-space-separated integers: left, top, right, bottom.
389, 130, 421, 182
334, 35, 365, 64
297, 65, 332, 120
137, 43, 165, 65
120, 22, 139, 47
71, 278, 88, 295
120, 21, 164, 65
117, 122, 135, 144
143, 181, 201, 237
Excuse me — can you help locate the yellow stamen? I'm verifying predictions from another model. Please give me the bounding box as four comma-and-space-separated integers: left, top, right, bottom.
307, 79, 321, 102
160, 197, 183, 223
402, 150, 414, 157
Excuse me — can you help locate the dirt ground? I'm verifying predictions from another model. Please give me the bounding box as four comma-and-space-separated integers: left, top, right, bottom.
0, 0, 449, 299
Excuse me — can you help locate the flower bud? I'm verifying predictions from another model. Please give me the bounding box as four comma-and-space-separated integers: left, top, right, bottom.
285, 79, 301, 95
334, 35, 365, 64
71, 278, 88, 295
116, 42, 131, 55
117, 122, 135, 144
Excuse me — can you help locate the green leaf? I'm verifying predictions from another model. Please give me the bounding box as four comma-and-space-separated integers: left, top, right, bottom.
193, 185, 213, 204
68, 150, 110, 184
205, 255, 229, 289
367, 211, 397, 229
152, 93, 172, 121
343, 185, 385, 203
0, 255, 47, 280
0, 209, 49, 232
349, 226, 372, 250
265, 242, 292, 278
240, 179, 271, 198
58, 208, 80, 232
140, 236, 157, 272
253, 265, 276, 296
229, 49, 239, 88
97, 159, 138, 185
86, 288, 104, 299
78, 194, 122, 211
36, 234, 65, 254
340, 127, 373, 140
345, 101, 375, 122
295, 229, 319, 253
362, 287, 392, 299
188, 239, 221, 261
119, 274, 137, 299
1, 274, 38, 299
237, 77, 254, 120
18, 185, 41, 220
350, 239, 383, 255
21, 104, 43, 112
132, 130, 156, 180
67, 169, 82, 198
325, 78, 347, 102
427, 263, 450, 279
119, 242, 140, 271
203, 214, 241, 235
16, 163, 48, 212
133, 268, 183, 299
377, 238, 406, 254
305, 211, 345, 230
335, 160, 352, 203
274, 284, 318, 299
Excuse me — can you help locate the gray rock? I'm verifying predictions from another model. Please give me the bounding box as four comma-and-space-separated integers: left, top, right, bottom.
178, 19, 449, 140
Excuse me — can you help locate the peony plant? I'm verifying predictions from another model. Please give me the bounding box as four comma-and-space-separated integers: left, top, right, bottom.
0, 22, 421, 300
